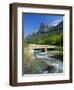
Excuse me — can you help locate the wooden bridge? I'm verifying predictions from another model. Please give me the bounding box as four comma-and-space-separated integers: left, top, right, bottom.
28, 44, 56, 52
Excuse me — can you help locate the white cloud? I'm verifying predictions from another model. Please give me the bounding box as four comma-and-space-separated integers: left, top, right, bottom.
50, 19, 63, 26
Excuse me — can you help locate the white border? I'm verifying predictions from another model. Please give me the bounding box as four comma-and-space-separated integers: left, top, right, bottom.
17, 7, 70, 82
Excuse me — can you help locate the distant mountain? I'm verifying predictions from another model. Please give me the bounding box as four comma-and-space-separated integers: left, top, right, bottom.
26, 20, 63, 38
52, 20, 63, 30
25, 20, 63, 46
37, 22, 50, 33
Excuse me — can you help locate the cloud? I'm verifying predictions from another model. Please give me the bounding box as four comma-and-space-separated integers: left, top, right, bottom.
50, 19, 63, 26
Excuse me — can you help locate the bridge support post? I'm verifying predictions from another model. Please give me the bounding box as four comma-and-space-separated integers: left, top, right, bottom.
45, 48, 47, 52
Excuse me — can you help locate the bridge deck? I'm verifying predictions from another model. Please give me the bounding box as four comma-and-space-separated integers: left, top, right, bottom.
29, 44, 56, 49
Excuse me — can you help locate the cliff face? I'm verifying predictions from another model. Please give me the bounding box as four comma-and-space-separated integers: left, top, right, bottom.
38, 23, 50, 33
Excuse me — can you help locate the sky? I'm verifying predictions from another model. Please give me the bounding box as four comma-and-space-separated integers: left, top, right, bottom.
23, 13, 64, 37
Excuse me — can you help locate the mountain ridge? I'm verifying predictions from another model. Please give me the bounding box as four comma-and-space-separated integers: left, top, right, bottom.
26, 20, 63, 38
25, 20, 63, 46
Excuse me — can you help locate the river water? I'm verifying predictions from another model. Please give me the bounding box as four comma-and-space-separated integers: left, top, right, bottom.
33, 50, 63, 74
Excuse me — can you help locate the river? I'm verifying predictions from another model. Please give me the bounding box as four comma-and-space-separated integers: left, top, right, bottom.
33, 49, 63, 74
